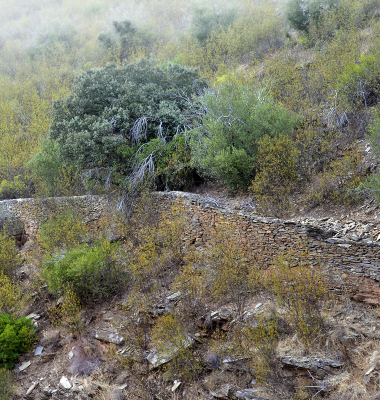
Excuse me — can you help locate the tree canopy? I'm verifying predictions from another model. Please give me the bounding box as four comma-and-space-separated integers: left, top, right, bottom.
49, 59, 207, 170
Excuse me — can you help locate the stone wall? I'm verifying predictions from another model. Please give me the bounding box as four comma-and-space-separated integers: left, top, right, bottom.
156, 192, 380, 305
2, 192, 380, 305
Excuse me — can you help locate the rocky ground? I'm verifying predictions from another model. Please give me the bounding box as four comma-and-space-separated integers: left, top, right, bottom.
9, 144, 380, 399
11, 276, 380, 400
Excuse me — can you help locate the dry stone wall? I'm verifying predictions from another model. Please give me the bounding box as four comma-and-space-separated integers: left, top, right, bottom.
2, 192, 380, 305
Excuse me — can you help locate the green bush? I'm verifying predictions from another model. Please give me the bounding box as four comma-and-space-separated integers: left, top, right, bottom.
190, 80, 299, 190
0, 368, 14, 400
48, 59, 207, 172
338, 52, 380, 111
0, 274, 25, 316
135, 134, 198, 190
0, 313, 36, 369
43, 241, 127, 305
286, 0, 335, 33
189, 4, 237, 43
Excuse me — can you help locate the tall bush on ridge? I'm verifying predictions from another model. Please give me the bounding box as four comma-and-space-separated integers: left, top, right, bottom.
190, 80, 299, 190
98, 20, 157, 62
286, 0, 336, 32
189, 4, 238, 44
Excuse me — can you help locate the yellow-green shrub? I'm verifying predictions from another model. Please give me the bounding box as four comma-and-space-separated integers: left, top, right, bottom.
267, 252, 326, 344
0, 274, 25, 316
306, 151, 364, 207
250, 134, 300, 216
151, 313, 202, 381
48, 284, 83, 336
0, 230, 20, 277
230, 315, 280, 385
38, 208, 87, 255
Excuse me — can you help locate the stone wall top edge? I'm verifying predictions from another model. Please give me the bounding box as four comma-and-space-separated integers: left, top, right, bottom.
0, 194, 109, 208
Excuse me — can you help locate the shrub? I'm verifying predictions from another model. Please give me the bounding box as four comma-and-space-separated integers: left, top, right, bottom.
151, 313, 202, 381
43, 241, 127, 305
0, 274, 25, 316
48, 284, 83, 335
338, 52, 380, 112
48, 59, 207, 171
39, 208, 87, 255
360, 110, 380, 201
0, 313, 36, 369
98, 20, 157, 61
134, 134, 199, 191
305, 151, 364, 207
125, 203, 186, 311
0, 176, 29, 199
189, 4, 237, 44
0, 229, 20, 277
190, 80, 299, 190
207, 225, 255, 318
0, 368, 14, 400
250, 134, 300, 216
286, 0, 336, 33
28, 139, 81, 197
267, 251, 326, 344
230, 315, 280, 385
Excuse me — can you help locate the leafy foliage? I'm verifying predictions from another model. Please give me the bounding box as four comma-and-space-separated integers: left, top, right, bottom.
49, 59, 207, 171
189, 4, 237, 43
250, 134, 300, 216
0, 313, 36, 369
43, 241, 127, 305
99, 20, 157, 61
286, 0, 336, 33
38, 208, 87, 255
190, 80, 299, 190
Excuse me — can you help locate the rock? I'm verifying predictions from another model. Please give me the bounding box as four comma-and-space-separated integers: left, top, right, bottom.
60, 376, 72, 389
172, 380, 181, 392
68, 351, 74, 360
352, 278, 380, 306
95, 328, 124, 345
147, 336, 194, 369
280, 356, 343, 377
26, 382, 39, 396
26, 313, 41, 320
211, 385, 234, 399
34, 346, 44, 356
235, 388, 267, 400
210, 308, 233, 322
167, 292, 181, 301
19, 361, 31, 371
0, 214, 24, 237
365, 350, 380, 375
